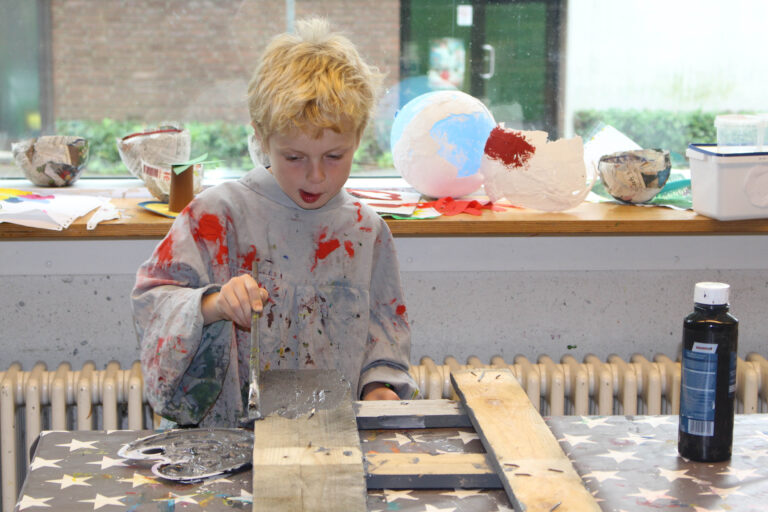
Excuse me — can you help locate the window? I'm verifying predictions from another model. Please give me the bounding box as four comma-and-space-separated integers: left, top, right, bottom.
1, 0, 766, 182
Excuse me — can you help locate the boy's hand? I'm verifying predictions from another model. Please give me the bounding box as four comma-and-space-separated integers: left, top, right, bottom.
362, 382, 399, 401
202, 274, 269, 329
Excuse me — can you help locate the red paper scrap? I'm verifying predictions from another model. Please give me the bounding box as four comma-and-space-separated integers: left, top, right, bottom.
421, 197, 511, 216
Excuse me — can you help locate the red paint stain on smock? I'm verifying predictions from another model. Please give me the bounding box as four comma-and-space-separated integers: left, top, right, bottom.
484, 126, 536, 168
311, 228, 341, 272
344, 240, 355, 257
145, 336, 166, 369
353, 202, 363, 222
156, 234, 174, 265
195, 213, 229, 264
396, 304, 407, 316
241, 245, 258, 271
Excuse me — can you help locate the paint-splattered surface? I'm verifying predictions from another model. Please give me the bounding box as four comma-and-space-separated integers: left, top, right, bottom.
547, 414, 768, 512
16, 416, 768, 511
16, 429, 511, 511
117, 428, 254, 482
132, 166, 416, 427
16, 430, 255, 511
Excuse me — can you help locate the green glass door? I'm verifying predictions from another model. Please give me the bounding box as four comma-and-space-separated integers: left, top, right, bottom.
401, 0, 563, 137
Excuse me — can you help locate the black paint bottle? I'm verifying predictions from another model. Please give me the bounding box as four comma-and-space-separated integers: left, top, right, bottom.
678, 282, 738, 462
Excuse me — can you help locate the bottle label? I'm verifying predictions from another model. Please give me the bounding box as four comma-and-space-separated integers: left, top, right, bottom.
680, 345, 718, 436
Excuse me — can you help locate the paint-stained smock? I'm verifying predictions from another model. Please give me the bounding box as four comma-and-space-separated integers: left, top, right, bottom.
132, 166, 418, 427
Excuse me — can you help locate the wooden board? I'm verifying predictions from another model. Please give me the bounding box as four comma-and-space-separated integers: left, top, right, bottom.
5, 197, 768, 239
354, 399, 472, 429
251, 370, 366, 511
451, 369, 600, 512
365, 452, 501, 489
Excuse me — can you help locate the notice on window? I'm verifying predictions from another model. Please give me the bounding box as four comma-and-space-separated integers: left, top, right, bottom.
457, 5, 473, 26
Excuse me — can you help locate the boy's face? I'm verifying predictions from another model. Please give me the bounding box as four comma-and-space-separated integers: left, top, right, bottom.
262, 125, 359, 210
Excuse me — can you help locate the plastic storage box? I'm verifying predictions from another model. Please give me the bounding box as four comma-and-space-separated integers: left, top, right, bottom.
687, 144, 768, 220
714, 115, 761, 147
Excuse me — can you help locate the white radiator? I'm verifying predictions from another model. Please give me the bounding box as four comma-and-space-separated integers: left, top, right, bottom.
412, 353, 768, 416
0, 361, 147, 512
2, 353, 768, 512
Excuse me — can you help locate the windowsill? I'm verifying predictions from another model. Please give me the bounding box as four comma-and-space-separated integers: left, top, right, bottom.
3, 177, 768, 240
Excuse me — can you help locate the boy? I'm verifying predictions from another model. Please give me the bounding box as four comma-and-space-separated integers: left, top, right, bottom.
132, 18, 418, 427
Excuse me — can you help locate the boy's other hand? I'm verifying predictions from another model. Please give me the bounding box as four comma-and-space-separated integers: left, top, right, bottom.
201, 274, 269, 329
362, 382, 399, 401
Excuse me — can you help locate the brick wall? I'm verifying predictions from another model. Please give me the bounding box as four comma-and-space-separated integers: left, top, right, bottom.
52, 0, 400, 124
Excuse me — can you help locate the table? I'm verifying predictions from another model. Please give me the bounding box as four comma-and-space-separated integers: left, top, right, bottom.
4, 198, 768, 239
14, 415, 768, 511
547, 414, 768, 511
14, 428, 511, 511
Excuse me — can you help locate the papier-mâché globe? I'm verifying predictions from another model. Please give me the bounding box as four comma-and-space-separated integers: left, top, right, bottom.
390, 90, 496, 198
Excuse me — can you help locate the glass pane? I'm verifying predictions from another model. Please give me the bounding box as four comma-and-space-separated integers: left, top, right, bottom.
0, 1, 42, 178
1, 1, 766, 182
566, 1, 768, 168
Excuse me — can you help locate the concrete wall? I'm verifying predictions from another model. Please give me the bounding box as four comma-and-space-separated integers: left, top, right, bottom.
2, 236, 767, 372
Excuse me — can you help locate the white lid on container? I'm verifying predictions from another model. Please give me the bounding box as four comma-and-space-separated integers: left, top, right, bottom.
715, 114, 759, 127
694, 282, 730, 305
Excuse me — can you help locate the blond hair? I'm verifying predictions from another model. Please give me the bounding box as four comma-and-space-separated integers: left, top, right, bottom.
247, 18, 382, 146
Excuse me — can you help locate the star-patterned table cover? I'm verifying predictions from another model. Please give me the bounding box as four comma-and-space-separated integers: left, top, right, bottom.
14, 415, 768, 511
547, 414, 768, 512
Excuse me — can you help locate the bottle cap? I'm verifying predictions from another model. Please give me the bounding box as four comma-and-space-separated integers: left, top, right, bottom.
694, 282, 730, 305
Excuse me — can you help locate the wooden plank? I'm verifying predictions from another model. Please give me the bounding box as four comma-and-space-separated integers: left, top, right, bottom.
354, 399, 472, 429
451, 369, 600, 512
365, 452, 501, 489
252, 370, 366, 511
4, 197, 768, 240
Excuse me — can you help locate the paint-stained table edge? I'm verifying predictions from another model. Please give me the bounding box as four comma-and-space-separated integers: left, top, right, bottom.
4, 198, 768, 239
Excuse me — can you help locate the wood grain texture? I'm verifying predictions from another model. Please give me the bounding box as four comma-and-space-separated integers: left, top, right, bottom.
251, 370, 366, 511
354, 399, 472, 429
365, 452, 501, 489
3, 197, 768, 239
451, 369, 600, 512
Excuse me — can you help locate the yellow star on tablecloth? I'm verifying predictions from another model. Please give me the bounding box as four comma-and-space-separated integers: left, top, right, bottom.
17, 495, 53, 510
423, 504, 457, 512
439, 489, 484, 498
384, 489, 419, 501
56, 439, 98, 451
561, 433, 597, 447
446, 430, 480, 444
393, 432, 415, 446
153, 492, 199, 505
657, 467, 695, 482
579, 416, 613, 429
28, 457, 62, 471
631, 416, 676, 428
78, 493, 125, 509
716, 466, 761, 481
582, 470, 623, 483
86, 455, 127, 470
225, 489, 253, 504
618, 430, 658, 445
117, 472, 158, 487
597, 449, 641, 464
705, 484, 744, 499
628, 487, 677, 503
200, 476, 233, 486
45, 473, 92, 489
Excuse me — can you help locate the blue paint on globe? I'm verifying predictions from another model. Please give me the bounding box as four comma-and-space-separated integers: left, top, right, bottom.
390, 91, 446, 153
430, 112, 496, 178
390, 90, 496, 180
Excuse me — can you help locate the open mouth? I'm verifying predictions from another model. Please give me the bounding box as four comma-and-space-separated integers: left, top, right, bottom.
300, 190, 321, 203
